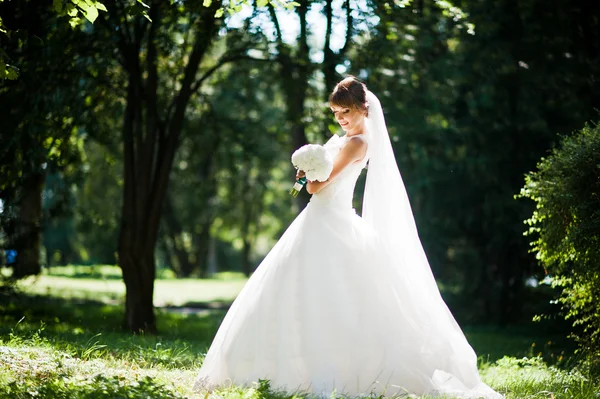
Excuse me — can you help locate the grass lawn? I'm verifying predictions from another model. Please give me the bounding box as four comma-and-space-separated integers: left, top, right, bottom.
15, 265, 247, 307
0, 267, 597, 398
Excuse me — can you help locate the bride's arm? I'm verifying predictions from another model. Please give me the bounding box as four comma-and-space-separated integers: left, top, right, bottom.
306, 137, 367, 195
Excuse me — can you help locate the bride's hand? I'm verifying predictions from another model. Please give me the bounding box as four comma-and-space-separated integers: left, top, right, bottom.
296, 170, 306, 180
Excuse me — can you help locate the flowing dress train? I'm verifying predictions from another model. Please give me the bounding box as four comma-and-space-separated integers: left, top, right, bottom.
194, 133, 503, 399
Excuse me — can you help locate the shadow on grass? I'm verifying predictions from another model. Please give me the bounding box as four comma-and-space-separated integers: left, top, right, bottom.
43, 265, 124, 280
0, 292, 227, 369
47, 271, 125, 280
464, 324, 576, 365
172, 300, 232, 310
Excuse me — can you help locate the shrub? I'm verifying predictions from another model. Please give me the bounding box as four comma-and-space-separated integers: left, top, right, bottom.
519, 122, 600, 361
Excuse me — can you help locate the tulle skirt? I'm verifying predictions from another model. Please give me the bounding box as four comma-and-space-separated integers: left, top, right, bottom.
194, 199, 503, 398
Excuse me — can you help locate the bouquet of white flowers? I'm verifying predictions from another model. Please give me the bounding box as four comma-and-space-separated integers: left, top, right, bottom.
289, 144, 334, 197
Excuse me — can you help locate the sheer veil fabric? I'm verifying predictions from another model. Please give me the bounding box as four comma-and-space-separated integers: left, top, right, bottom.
193, 91, 503, 399
361, 91, 503, 397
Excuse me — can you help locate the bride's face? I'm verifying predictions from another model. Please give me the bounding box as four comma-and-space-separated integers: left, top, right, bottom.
330, 105, 365, 132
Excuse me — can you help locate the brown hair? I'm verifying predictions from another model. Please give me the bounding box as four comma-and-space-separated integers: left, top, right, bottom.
329, 76, 368, 116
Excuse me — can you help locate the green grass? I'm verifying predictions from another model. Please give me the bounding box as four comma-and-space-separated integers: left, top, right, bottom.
0, 294, 219, 398
0, 269, 598, 399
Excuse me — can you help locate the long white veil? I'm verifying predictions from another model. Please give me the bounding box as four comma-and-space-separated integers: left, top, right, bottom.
362, 91, 503, 398
363, 90, 443, 298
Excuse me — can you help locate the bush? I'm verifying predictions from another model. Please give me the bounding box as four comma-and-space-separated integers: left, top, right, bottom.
519, 122, 600, 362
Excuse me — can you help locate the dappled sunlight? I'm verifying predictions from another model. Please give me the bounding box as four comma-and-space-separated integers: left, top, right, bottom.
1, 285, 598, 398
16, 269, 249, 308
0, 344, 197, 398
480, 357, 595, 399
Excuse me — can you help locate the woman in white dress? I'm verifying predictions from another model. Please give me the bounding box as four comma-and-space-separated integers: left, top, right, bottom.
194, 77, 503, 399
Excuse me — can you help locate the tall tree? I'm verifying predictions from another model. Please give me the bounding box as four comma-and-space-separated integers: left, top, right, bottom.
97, 0, 296, 331
94, 0, 226, 332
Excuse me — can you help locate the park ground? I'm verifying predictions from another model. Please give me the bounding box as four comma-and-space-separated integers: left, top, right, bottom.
0, 266, 598, 399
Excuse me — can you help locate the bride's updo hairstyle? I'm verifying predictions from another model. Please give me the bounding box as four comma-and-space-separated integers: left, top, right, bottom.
329, 76, 369, 117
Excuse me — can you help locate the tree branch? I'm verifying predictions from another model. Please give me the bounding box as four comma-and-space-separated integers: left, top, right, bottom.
340, 0, 353, 57
165, 55, 273, 122
189, 56, 274, 98
324, 0, 333, 55
298, 1, 309, 57
148, 1, 223, 247
114, 0, 134, 46
145, 2, 160, 137
141, 2, 160, 204
267, 4, 283, 45
99, 3, 131, 69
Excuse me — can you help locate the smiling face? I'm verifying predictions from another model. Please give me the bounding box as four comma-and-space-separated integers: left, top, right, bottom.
330, 105, 366, 133
328, 76, 368, 135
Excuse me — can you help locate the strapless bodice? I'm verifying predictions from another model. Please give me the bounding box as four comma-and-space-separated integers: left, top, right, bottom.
309, 133, 369, 210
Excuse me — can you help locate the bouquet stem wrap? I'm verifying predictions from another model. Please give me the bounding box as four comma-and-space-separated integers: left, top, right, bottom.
290, 177, 307, 197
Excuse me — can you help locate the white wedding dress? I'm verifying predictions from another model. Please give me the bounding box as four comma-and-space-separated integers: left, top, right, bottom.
194, 130, 503, 398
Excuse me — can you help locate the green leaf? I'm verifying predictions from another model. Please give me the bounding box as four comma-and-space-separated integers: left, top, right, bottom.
53, 0, 64, 13
136, 0, 150, 8
94, 1, 107, 12
7, 67, 18, 79
68, 16, 81, 27
81, 4, 99, 24
257, 0, 268, 7
284, 1, 300, 10
203, 0, 212, 7
394, 0, 412, 7
67, 5, 79, 17
214, 8, 223, 18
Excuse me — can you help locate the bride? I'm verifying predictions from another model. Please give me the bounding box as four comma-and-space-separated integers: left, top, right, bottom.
194, 77, 503, 398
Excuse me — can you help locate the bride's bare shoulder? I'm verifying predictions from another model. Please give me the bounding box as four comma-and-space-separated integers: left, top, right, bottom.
347, 135, 368, 148
341, 136, 367, 161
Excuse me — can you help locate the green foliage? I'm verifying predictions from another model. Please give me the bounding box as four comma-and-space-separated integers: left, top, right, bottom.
54, 0, 108, 26
519, 122, 600, 360
0, 0, 108, 80
69, 141, 122, 265
1, 375, 184, 399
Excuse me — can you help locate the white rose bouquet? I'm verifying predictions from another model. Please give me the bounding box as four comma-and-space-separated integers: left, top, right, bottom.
289, 144, 334, 197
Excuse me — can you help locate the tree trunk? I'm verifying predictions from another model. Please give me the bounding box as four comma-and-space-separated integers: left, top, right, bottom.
120, 250, 156, 333
206, 236, 217, 277
241, 238, 252, 277
240, 170, 254, 277
193, 228, 211, 277
13, 172, 44, 278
